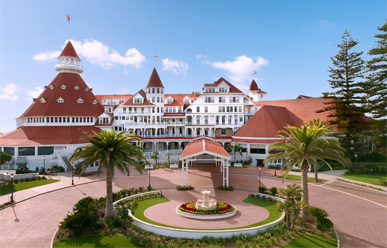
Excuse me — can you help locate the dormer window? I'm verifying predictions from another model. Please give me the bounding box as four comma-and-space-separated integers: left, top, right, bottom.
40, 97, 46, 103
57, 97, 64, 103
134, 98, 143, 104
184, 99, 190, 104
77, 98, 84, 103
61, 84, 66, 89
74, 85, 79, 90
85, 87, 89, 91
93, 99, 98, 104
167, 99, 173, 104
49, 85, 54, 89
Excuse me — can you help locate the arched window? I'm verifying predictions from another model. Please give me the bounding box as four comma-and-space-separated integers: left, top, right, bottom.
77, 98, 84, 103
74, 85, 79, 90
57, 97, 64, 103
40, 97, 46, 103
61, 84, 66, 89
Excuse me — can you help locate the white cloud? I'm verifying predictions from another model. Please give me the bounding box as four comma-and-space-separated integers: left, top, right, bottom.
26, 86, 43, 99
196, 54, 207, 59
162, 58, 189, 75
33, 39, 146, 69
123, 69, 129, 75
33, 51, 61, 61
205, 55, 269, 83
0, 83, 19, 101
234, 84, 249, 92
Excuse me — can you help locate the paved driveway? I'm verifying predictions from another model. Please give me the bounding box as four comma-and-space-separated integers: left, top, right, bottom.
0, 166, 386, 248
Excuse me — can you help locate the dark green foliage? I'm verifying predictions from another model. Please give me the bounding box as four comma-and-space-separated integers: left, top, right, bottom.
176, 185, 194, 190
356, 152, 386, 163
258, 186, 267, 193
269, 187, 278, 196
346, 164, 386, 174
16, 169, 34, 174
316, 217, 334, 231
217, 185, 234, 191
0, 151, 12, 166
309, 207, 329, 219
309, 207, 334, 231
319, 30, 366, 157
51, 165, 65, 172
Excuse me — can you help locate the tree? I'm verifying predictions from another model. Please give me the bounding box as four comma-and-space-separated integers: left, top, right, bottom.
70, 130, 145, 218
0, 151, 12, 167
319, 30, 366, 157
276, 184, 305, 230
226, 142, 243, 162
364, 20, 387, 156
151, 151, 159, 167
165, 152, 173, 166
264, 120, 349, 221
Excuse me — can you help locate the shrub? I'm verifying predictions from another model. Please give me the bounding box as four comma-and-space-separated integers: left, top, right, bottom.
176, 185, 194, 190
269, 187, 278, 196
309, 207, 328, 219
217, 185, 234, 191
52, 165, 65, 172
258, 186, 267, 193
316, 217, 334, 230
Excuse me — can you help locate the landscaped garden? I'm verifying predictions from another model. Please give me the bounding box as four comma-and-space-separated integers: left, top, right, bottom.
278, 174, 315, 182
342, 163, 387, 186
0, 177, 58, 196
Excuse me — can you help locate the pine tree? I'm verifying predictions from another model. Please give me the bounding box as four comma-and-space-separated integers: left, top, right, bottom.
364, 20, 387, 156
319, 30, 366, 157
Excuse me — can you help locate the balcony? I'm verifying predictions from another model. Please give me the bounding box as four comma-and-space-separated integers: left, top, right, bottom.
55, 64, 84, 73
120, 111, 151, 115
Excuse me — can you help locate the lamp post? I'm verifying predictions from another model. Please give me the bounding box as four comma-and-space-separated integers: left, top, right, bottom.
258, 166, 261, 191
274, 165, 277, 176
43, 156, 46, 175
10, 174, 14, 203
71, 163, 74, 186
148, 167, 151, 188
355, 154, 358, 165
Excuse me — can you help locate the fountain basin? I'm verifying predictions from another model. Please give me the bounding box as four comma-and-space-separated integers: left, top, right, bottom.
176, 206, 237, 220
177, 201, 237, 220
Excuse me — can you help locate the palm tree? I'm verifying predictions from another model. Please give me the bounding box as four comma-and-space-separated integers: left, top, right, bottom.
70, 130, 145, 218
277, 184, 302, 201
226, 142, 243, 162
165, 152, 173, 166
151, 151, 159, 167
264, 119, 349, 221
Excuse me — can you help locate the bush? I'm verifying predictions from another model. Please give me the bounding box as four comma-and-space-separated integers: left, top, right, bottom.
309, 207, 328, 219
16, 169, 34, 174
176, 185, 194, 190
269, 187, 278, 196
346, 163, 386, 174
52, 165, 65, 172
217, 185, 234, 191
258, 186, 267, 193
316, 217, 334, 231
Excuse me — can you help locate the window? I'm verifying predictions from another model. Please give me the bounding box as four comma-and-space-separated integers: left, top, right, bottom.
161, 89, 163, 94
173, 107, 176, 113
250, 148, 266, 154
240, 116, 243, 122
77, 98, 84, 103
152, 97, 155, 103
222, 116, 226, 124
205, 106, 208, 113
59, 117, 62, 123
157, 88, 160, 93
239, 106, 242, 112
228, 116, 232, 124
38, 147, 54, 155
234, 106, 237, 112
85, 87, 89, 91
197, 106, 200, 112
134, 98, 143, 104
205, 116, 209, 124
93, 99, 98, 104
219, 97, 225, 103
218, 106, 222, 112
57, 97, 64, 103
221, 129, 226, 136
216, 116, 220, 124
61, 84, 66, 89
157, 97, 160, 103
152, 88, 155, 93
196, 116, 200, 124
178, 107, 182, 112
74, 85, 79, 90
40, 97, 46, 103
184, 99, 190, 104
167, 99, 173, 104
49, 85, 54, 89
18, 147, 35, 156
4, 147, 14, 156
46, 117, 49, 123
261, 94, 263, 98
234, 115, 238, 123
67, 117, 70, 122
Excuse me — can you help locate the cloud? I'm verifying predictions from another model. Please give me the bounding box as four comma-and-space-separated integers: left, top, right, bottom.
123, 69, 129, 75
205, 55, 269, 83
196, 54, 207, 59
0, 83, 19, 101
33, 39, 146, 69
162, 58, 189, 74
33, 51, 61, 61
26, 86, 43, 99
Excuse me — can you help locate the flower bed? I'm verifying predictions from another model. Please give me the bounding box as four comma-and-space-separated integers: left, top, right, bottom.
178, 201, 235, 215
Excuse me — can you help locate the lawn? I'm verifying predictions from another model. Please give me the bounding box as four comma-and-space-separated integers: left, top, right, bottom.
53, 234, 140, 248
0, 179, 59, 196
132, 196, 282, 230
342, 173, 387, 186
279, 174, 314, 182
281, 234, 337, 248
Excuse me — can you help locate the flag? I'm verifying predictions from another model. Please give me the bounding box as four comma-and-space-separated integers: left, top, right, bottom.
253, 71, 257, 75
155, 55, 158, 58
67, 15, 70, 24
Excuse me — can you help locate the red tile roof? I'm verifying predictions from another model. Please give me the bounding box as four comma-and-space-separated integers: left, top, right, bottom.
0, 126, 101, 146
249, 80, 259, 91
234, 105, 304, 138
204, 78, 243, 93
146, 68, 164, 88
254, 97, 335, 123
20, 73, 104, 117
164, 93, 197, 107
95, 94, 132, 104
59, 41, 79, 58
121, 89, 154, 106
180, 138, 230, 159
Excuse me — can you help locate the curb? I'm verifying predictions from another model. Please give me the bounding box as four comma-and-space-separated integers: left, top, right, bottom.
333, 227, 340, 248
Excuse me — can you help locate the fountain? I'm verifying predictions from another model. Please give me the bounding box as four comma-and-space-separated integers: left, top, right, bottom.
176, 190, 237, 220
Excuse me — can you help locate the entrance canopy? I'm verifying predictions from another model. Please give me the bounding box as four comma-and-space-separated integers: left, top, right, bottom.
180, 138, 231, 187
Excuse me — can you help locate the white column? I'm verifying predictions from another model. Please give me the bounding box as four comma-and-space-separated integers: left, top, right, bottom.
186, 160, 189, 186
182, 160, 185, 186
226, 159, 229, 187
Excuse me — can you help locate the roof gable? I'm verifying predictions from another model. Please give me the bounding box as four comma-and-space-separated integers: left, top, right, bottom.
204, 77, 243, 93
180, 138, 230, 160
59, 41, 79, 58
249, 80, 259, 91
146, 68, 164, 88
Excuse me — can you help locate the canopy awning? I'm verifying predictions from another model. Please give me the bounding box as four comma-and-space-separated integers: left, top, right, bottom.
180, 139, 231, 160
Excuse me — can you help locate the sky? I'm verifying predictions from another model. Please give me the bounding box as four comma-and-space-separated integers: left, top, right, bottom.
0, 0, 386, 133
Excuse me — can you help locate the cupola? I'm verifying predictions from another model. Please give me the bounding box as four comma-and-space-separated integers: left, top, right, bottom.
55, 41, 84, 74
248, 79, 267, 101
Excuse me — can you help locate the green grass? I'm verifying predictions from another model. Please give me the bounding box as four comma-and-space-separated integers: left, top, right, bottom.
281, 234, 337, 248
342, 173, 387, 185
53, 234, 141, 248
132, 196, 282, 230
0, 179, 59, 196
279, 174, 314, 182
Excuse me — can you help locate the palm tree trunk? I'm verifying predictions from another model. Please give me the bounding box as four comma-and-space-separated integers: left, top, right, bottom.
105, 167, 114, 218
301, 161, 309, 221
314, 164, 318, 183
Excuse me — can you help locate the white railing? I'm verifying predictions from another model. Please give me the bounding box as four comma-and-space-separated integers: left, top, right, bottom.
55, 64, 84, 72
120, 111, 151, 115
56, 153, 67, 171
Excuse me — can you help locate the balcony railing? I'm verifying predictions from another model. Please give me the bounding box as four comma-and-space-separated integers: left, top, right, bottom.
120, 111, 151, 115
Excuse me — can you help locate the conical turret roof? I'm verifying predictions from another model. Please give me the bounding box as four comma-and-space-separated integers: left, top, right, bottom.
146, 68, 164, 88
249, 79, 259, 91
59, 41, 79, 58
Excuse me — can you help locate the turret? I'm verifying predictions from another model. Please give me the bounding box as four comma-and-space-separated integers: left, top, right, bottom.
55, 41, 84, 74
248, 79, 267, 101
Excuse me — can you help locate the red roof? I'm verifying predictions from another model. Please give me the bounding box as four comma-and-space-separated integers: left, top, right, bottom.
180, 138, 230, 159
234, 105, 303, 138
0, 126, 101, 146
254, 97, 335, 123
59, 41, 79, 58
204, 78, 243, 93
20, 73, 104, 117
121, 89, 154, 106
146, 68, 164, 88
95, 94, 132, 104
249, 80, 259, 91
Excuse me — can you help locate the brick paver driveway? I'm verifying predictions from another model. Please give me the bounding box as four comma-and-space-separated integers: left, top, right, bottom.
0, 166, 386, 248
